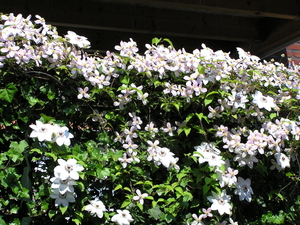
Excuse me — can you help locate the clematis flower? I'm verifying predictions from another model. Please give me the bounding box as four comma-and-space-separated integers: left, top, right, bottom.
54, 158, 84, 180
77, 87, 90, 99
29, 120, 54, 142
201, 207, 213, 218
118, 153, 133, 168
161, 122, 177, 136
52, 125, 74, 146
133, 189, 148, 205
85, 199, 107, 218
155, 147, 175, 168
274, 153, 290, 170
207, 190, 232, 215
191, 214, 204, 225
252, 91, 277, 111
50, 172, 77, 194
65, 31, 90, 48
227, 90, 249, 110
111, 209, 134, 225
193, 142, 224, 167
49, 189, 75, 207
234, 177, 253, 202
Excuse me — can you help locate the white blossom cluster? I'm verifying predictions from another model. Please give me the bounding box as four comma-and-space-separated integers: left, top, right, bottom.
49, 159, 84, 207
193, 142, 254, 217
114, 112, 179, 171
29, 120, 74, 146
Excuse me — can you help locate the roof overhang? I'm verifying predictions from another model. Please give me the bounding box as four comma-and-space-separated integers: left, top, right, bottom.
1, 0, 300, 58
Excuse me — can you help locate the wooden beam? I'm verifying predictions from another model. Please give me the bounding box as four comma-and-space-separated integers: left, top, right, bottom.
248, 20, 300, 58
103, 0, 300, 20
0, 0, 262, 43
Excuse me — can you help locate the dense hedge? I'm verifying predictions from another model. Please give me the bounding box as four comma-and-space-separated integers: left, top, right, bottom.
1, 13, 300, 225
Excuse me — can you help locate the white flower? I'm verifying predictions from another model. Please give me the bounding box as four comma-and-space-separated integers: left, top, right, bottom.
234, 177, 253, 202
206, 153, 225, 167
274, 153, 290, 170
133, 189, 148, 205
49, 189, 75, 207
54, 159, 84, 180
191, 214, 204, 225
29, 120, 54, 142
216, 166, 238, 188
228, 218, 239, 225
207, 190, 232, 215
50, 173, 77, 194
227, 91, 248, 109
118, 153, 133, 168
193, 142, 224, 167
65, 31, 90, 48
155, 147, 175, 168
53, 125, 74, 146
167, 157, 180, 171
85, 199, 107, 218
252, 91, 277, 111
111, 209, 134, 225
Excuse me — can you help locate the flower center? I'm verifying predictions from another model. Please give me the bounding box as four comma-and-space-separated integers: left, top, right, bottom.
159, 150, 166, 156
218, 199, 225, 205
40, 127, 47, 133
58, 131, 65, 137
65, 164, 73, 171
260, 97, 267, 103
242, 185, 248, 192
61, 179, 68, 184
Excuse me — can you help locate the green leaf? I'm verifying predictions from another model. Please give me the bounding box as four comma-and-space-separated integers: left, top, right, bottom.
21, 152, 32, 193
163, 38, 174, 48
152, 37, 162, 45
7, 140, 28, 162
114, 184, 122, 191
59, 206, 68, 215
120, 198, 131, 208
204, 177, 214, 185
183, 127, 191, 136
0, 83, 18, 102
45, 152, 57, 161
175, 187, 184, 197
182, 191, 193, 202
185, 113, 194, 123
204, 94, 214, 106
137, 202, 143, 211
203, 184, 210, 195
120, 75, 130, 85
123, 187, 131, 192
148, 205, 163, 220
72, 218, 81, 225
171, 102, 181, 112
21, 217, 32, 225
10, 206, 19, 214
198, 65, 205, 74
270, 113, 277, 119
48, 209, 56, 219
152, 198, 165, 208
96, 167, 110, 179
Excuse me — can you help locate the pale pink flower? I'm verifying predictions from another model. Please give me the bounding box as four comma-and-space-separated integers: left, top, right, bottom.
77, 87, 90, 99
133, 189, 148, 205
